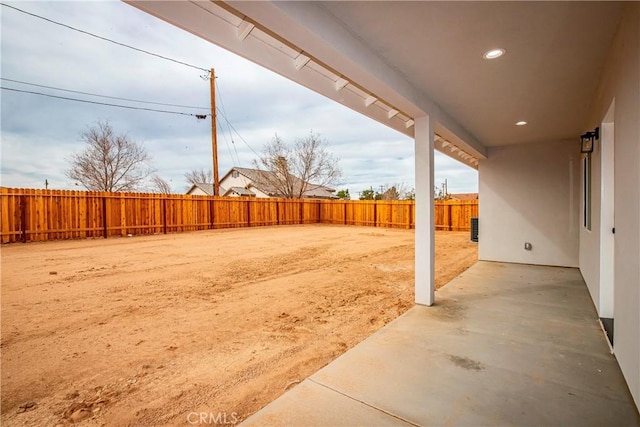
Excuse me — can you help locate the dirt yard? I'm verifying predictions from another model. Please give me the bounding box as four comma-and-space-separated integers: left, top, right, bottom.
1, 225, 477, 426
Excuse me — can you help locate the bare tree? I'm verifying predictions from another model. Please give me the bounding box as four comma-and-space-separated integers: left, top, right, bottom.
380, 182, 412, 200
184, 168, 213, 185
66, 120, 153, 192
252, 132, 341, 198
150, 175, 172, 194
404, 187, 415, 200
380, 186, 401, 200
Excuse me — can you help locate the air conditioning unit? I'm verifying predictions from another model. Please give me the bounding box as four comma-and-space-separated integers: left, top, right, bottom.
471, 217, 479, 242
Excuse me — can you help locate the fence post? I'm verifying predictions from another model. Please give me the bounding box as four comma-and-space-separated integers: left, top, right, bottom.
344, 201, 347, 225
299, 200, 303, 224
102, 196, 108, 239
210, 197, 216, 230
276, 200, 280, 225
163, 198, 168, 234
20, 195, 27, 243
448, 204, 453, 231
373, 201, 377, 227
246, 198, 251, 227
119, 193, 126, 236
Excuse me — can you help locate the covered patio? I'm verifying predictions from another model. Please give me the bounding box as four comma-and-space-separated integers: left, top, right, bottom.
126, 1, 640, 421
243, 262, 639, 426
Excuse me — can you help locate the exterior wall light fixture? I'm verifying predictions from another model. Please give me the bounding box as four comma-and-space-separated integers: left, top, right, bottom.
580, 127, 599, 154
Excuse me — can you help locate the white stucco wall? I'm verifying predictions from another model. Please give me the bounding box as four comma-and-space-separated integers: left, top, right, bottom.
583, 3, 640, 408
478, 140, 580, 267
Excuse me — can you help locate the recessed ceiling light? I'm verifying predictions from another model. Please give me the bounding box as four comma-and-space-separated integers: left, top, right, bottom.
516, 121, 527, 126
483, 48, 506, 60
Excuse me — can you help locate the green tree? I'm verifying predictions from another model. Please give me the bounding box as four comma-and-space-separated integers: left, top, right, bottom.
336, 189, 350, 200
359, 189, 375, 200
360, 188, 383, 200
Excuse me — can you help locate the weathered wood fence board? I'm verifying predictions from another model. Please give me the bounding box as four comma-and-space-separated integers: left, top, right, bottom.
434, 200, 479, 231
0, 188, 478, 244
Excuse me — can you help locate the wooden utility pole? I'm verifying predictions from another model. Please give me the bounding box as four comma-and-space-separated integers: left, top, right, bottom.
210, 68, 220, 196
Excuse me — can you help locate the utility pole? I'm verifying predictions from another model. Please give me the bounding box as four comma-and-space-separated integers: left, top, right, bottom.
210, 68, 220, 196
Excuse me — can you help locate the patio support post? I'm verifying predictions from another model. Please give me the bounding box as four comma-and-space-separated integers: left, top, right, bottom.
414, 115, 435, 306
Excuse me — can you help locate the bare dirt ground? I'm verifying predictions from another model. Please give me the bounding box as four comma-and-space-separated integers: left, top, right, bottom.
1, 225, 477, 426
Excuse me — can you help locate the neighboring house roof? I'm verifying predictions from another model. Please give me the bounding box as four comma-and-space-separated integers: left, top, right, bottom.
220, 167, 337, 199
186, 182, 215, 196
223, 186, 256, 197
449, 193, 478, 201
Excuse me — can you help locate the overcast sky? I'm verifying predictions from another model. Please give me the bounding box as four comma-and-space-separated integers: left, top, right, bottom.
0, 1, 478, 197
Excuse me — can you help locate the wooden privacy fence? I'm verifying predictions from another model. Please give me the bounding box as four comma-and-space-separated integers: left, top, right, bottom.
434, 199, 479, 231
0, 188, 478, 243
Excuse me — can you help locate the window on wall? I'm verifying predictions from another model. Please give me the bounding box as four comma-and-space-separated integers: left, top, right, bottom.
232, 171, 239, 178
583, 155, 592, 230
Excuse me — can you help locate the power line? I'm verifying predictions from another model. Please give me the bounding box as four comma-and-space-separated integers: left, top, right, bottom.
215, 106, 260, 157
231, 137, 242, 167
1, 3, 259, 155
215, 80, 230, 118
229, 131, 242, 167
215, 81, 243, 164
1, 86, 210, 118
217, 116, 237, 167
2, 1, 257, 156
0, 2, 209, 73
216, 111, 237, 165
1, 78, 209, 110
214, 80, 243, 166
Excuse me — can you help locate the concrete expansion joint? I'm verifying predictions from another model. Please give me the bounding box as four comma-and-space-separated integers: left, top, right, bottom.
307, 378, 420, 426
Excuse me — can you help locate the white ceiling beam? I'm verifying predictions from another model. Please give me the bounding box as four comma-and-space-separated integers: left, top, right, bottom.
365, 96, 377, 107
335, 78, 349, 91
237, 20, 255, 41
294, 54, 311, 70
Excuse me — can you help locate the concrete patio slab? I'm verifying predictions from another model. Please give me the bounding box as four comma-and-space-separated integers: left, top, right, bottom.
241, 378, 413, 426
243, 262, 640, 426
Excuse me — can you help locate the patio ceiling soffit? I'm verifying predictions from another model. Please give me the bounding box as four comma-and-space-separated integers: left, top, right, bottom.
125, 0, 480, 169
